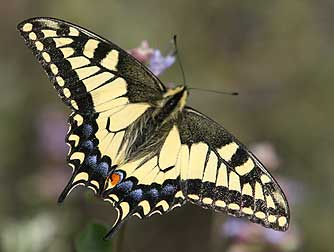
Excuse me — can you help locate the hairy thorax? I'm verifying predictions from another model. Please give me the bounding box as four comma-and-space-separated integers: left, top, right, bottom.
117, 85, 188, 165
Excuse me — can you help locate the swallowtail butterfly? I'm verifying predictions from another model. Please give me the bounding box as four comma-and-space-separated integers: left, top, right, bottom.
17, 17, 290, 239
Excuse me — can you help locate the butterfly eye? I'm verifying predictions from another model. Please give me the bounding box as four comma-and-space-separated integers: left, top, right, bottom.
167, 98, 177, 108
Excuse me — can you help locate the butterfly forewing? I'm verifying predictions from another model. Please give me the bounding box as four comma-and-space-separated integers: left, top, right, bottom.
17, 17, 165, 112
177, 107, 290, 231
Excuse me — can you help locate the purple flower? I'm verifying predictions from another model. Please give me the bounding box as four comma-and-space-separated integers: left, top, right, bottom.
128, 40, 176, 76
128, 40, 154, 63
148, 49, 175, 76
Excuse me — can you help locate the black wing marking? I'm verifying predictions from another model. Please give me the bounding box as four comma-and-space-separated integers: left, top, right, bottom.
177, 107, 290, 231
17, 17, 166, 202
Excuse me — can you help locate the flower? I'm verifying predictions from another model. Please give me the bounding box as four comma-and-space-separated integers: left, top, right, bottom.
148, 49, 175, 76
128, 40, 176, 77
128, 40, 154, 64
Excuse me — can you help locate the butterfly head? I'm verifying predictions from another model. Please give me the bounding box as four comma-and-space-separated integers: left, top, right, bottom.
162, 85, 188, 111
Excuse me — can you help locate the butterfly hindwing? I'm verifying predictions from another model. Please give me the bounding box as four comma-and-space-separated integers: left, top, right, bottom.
177, 107, 290, 231
101, 122, 186, 239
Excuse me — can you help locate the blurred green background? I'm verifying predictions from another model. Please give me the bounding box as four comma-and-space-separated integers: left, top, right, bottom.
1, 0, 333, 251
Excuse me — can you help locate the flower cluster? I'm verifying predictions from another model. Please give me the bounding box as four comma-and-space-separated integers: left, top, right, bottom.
128, 40, 175, 76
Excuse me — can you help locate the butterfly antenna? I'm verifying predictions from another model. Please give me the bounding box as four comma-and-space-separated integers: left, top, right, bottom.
172, 35, 186, 86
189, 87, 239, 96
172, 36, 237, 96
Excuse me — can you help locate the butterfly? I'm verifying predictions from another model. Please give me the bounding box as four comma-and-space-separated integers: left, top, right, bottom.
17, 17, 290, 239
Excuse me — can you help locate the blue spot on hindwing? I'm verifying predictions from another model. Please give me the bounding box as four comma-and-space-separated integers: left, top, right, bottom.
86, 155, 97, 167
129, 189, 143, 202
161, 184, 175, 197
148, 188, 159, 200
82, 124, 93, 137
116, 180, 133, 193
97, 162, 109, 177
82, 140, 94, 151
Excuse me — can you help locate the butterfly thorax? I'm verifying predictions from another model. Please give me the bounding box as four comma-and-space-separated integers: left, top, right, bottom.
115, 85, 188, 164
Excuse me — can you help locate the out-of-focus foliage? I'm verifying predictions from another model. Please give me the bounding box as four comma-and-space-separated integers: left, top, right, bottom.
0, 1, 333, 251
75, 223, 113, 252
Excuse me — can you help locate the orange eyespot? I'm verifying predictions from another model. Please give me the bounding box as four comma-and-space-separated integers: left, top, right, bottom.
109, 173, 121, 186
104, 171, 123, 190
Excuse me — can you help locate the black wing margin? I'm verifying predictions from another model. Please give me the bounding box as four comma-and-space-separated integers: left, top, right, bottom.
177, 107, 290, 231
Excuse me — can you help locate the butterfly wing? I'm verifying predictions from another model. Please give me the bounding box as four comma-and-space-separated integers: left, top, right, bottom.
101, 121, 186, 239
177, 107, 290, 231
17, 17, 166, 202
